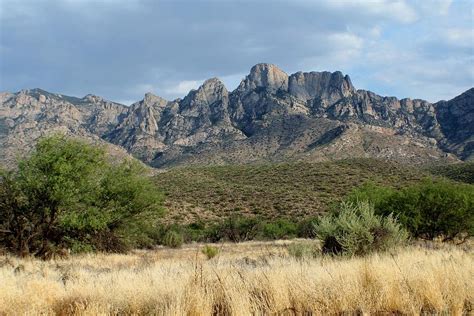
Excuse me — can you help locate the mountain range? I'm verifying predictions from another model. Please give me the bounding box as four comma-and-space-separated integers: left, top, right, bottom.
1, 63, 472, 168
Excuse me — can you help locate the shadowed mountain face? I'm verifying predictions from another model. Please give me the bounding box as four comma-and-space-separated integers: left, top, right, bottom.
1, 64, 472, 168
435, 88, 474, 160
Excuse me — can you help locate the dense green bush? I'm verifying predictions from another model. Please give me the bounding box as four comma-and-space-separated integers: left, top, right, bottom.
0, 135, 163, 257
346, 182, 395, 208
261, 219, 298, 239
314, 201, 409, 256
158, 217, 310, 244
347, 180, 474, 241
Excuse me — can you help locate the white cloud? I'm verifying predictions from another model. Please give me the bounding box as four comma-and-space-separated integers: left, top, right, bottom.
299, 31, 364, 71
414, 0, 453, 15
369, 26, 383, 38
116, 99, 136, 106
1, 0, 471, 103
441, 28, 474, 46
322, 0, 418, 24
329, 33, 364, 54
164, 80, 203, 95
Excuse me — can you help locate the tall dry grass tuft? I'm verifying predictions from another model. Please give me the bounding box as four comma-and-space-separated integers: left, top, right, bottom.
0, 244, 472, 315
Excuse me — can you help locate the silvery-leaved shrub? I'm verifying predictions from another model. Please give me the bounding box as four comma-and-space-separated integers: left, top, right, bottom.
314, 201, 408, 256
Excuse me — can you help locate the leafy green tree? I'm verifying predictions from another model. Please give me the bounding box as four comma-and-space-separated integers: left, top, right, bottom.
347, 180, 474, 241
379, 180, 473, 240
0, 135, 163, 257
346, 182, 395, 208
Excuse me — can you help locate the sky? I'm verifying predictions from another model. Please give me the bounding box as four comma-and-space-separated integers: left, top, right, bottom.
0, 0, 473, 104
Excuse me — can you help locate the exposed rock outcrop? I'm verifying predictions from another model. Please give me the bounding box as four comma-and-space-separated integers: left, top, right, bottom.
0, 89, 132, 166
435, 88, 474, 160
1, 64, 472, 168
237, 63, 289, 93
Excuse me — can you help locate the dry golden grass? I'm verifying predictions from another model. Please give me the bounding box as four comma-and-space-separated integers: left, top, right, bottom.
0, 241, 472, 315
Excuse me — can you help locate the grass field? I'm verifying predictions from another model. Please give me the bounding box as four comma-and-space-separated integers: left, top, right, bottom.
155, 158, 430, 224
0, 241, 472, 315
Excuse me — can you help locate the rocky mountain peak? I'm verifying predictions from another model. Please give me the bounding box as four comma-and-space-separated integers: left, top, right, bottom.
143, 93, 168, 107
83, 94, 104, 103
182, 77, 229, 110
1, 64, 472, 168
237, 63, 289, 93
288, 70, 355, 101
15, 88, 55, 103
0, 92, 13, 104
199, 77, 228, 97
202, 77, 225, 87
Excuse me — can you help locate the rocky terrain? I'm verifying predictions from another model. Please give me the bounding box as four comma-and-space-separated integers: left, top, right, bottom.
0, 89, 133, 165
1, 64, 472, 168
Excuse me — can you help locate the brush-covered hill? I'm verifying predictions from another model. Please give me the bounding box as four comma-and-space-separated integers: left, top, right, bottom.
427, 161, 474, 184
154, 158, 432, 224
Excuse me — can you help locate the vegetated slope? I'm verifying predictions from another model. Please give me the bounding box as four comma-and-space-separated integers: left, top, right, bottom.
428, 161, 474, 184
154, 158, 429, 224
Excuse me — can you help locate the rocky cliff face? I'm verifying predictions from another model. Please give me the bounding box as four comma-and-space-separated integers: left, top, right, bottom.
0, 89, 132, 165
1, 64, 472, 168
106, 78, 245, 164
435, 88, 474, 160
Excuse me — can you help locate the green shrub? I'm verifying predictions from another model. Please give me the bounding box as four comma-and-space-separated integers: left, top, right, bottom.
0, 135, 164, 257
156, 218, 324, 244
216, 216, 262, 242
162, 230, 183, 248
261, 219, 297, 239
63, 238, 94, 254
287, 242, 319, 259
201, 245, 219, 259
296, 217, 320, 238
179, 222, 209, 243
346, 182, 395, 208
348, 180, 474, 241
314, 201, 409, 256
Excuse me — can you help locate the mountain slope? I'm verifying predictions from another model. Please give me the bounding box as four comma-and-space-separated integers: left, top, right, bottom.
435, 88, 474, 160
154, 159, 430, 224
0, 89, 133, 166
1, 64, 472, 168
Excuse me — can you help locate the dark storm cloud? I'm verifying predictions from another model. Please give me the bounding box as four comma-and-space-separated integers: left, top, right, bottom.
0, 0, 472, 104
